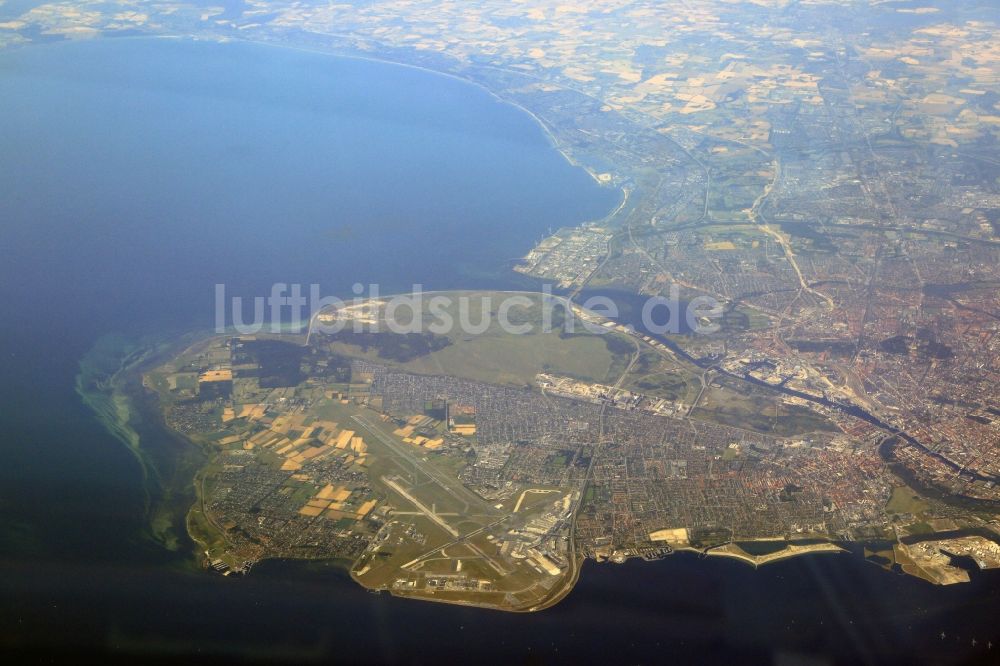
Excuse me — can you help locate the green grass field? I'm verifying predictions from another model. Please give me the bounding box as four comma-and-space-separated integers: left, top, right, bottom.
691, 381, 839, 437
318, 291, 632, 386
886, 486, 930, 516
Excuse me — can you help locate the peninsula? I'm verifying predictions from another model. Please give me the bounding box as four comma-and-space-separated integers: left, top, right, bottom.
145, 291, 1000, 611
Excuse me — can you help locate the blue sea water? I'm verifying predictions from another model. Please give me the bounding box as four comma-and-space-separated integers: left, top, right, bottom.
0, 36, 617, 560
1, 36, 999, 665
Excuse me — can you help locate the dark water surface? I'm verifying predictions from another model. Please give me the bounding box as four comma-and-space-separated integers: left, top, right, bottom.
1, 37, 999, 665
4, 552, 1000, 664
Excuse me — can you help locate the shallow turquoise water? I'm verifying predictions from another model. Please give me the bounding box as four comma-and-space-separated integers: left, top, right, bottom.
0, 36, 617, 560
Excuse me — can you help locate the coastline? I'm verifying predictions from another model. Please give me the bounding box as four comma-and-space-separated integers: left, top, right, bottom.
39, 35, 987, 611
127, 314, 961, 610
231, 35, 622, 191
696, 542, 848, 567
76, 331, 216, 555
10, 31, 626, 220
